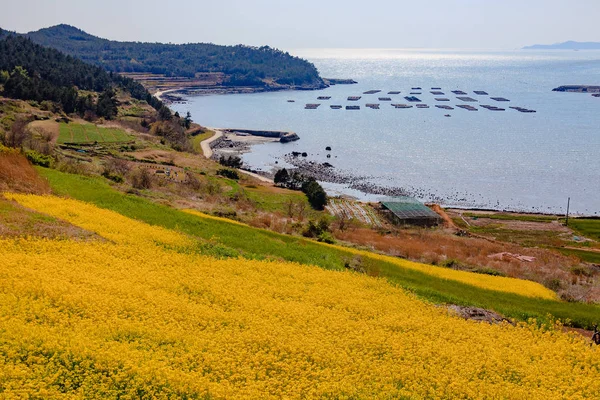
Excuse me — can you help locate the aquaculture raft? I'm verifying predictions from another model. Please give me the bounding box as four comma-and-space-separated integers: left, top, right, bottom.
457, 96, 478, 102
481, 105, 505, 111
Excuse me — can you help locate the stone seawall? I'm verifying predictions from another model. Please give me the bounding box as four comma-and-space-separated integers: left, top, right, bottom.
222, 129, 299, 143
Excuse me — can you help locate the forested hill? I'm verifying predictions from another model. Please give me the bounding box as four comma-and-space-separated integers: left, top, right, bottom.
24, 24, 325, 89
0, 30, 166, 118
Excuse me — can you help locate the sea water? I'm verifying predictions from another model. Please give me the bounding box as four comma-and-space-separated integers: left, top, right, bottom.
171, 49, 600, 215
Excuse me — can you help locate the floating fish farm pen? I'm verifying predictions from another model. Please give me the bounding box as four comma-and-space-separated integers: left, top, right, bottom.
481, 105, 505, 111
456, 104, 478, 111
510, 106, 536, 113
380, 197, 441, 227
457, 96, 478, 102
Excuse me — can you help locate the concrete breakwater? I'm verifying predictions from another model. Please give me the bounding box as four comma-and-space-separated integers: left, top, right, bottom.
221, 129, 299, 143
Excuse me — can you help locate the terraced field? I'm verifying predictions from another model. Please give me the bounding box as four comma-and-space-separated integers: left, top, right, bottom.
57, 122, 133, 144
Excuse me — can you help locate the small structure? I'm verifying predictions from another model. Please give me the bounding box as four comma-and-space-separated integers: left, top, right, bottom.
380, 197, 441, 227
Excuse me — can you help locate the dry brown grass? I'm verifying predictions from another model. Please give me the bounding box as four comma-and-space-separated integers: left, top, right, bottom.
0, 150, 50, 194
334, 227, 599, 303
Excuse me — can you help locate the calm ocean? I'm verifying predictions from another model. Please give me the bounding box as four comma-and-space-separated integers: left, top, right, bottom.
171, 49, 600, 215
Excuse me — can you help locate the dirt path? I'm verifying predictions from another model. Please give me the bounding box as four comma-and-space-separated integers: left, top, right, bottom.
200, 129, 223, 158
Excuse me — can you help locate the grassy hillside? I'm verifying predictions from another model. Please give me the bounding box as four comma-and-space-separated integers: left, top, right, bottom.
36, 168, 600, 328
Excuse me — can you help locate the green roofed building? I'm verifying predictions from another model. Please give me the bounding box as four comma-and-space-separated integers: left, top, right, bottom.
380, 197, 441, 227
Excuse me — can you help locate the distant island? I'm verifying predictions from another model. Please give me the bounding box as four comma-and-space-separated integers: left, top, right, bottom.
523, 41, 600, 50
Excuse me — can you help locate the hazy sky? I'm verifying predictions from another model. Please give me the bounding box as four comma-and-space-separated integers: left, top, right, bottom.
1, 0, 599, 50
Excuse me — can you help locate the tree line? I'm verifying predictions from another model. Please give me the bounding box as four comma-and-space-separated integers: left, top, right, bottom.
23, 24, 324, 87
0, 32, 169, 120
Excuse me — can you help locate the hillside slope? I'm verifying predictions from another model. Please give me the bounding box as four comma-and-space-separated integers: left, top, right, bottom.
2, 193, 599, 398
22, 24, 325, 89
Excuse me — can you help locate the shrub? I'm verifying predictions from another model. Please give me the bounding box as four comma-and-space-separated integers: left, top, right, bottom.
219, 155, 243, 168
25, 150, 54, 168
302, 179, 328, 210
217, 169, 239, 180
131, 168, 153, 190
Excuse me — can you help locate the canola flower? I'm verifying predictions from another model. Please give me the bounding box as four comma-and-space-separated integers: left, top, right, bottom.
184, 199, 555, 300
184, 208, 250, 227
0, 194, 598, 398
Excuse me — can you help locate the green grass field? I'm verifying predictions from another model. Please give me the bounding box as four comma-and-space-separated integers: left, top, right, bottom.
569, 218, 600, 241
190, 129, 215, 153
557, 247, 600, 264
463, 212, 558, 223
57, 122, 133, 144
36, 168, 600, 328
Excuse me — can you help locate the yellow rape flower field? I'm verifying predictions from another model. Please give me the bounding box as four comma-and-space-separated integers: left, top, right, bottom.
1, 194, 599, 399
